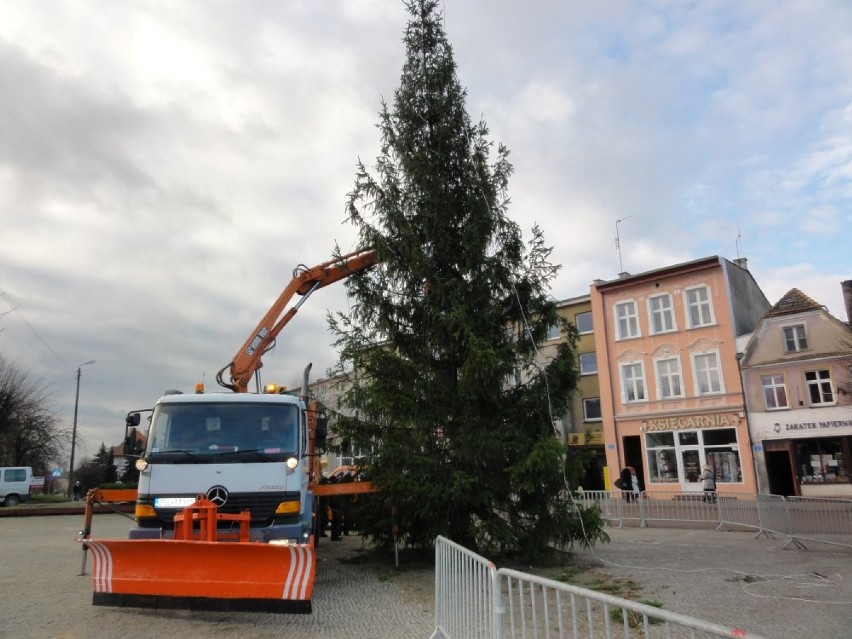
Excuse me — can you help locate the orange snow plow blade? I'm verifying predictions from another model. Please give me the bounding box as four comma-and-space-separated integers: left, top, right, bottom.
83, 539, 315, 613
80, 496, 315, 613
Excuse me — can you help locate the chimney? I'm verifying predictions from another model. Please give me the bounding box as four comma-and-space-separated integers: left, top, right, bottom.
733, 257, 748, 270
842, 280, 852, 324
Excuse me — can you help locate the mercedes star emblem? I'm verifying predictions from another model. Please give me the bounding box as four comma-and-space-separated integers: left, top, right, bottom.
207, 485, 229, 507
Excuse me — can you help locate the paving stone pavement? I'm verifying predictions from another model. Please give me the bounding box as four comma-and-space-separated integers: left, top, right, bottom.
570, 525, 852, 638
3, 513, 850, 638
0, 513, 433, 639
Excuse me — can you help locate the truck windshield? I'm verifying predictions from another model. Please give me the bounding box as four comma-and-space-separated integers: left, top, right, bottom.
146, 402, 299, 461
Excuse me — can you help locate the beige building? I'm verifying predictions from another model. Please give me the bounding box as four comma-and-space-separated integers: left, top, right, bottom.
739, 284, 852, 497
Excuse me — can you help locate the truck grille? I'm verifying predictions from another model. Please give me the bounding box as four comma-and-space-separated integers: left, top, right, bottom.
144, 491, 300, 529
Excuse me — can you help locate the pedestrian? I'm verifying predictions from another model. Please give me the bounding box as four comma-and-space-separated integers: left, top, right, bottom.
617, 466, 639, 502
700, 463, 717, 503
72, 480, 83, 502
627, 466, 641, 502
617, 467, 630, 500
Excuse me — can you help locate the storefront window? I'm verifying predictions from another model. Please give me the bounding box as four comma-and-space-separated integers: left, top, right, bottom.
645, 427, 742, 484
646, 432, 678, 483
796, 438, 849, 483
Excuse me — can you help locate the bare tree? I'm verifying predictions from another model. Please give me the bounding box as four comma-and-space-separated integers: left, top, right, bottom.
0, 355, 68, 471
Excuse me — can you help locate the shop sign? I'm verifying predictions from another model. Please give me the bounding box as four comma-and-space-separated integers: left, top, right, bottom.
644, 412, 739, 432
772, 419, 852, 433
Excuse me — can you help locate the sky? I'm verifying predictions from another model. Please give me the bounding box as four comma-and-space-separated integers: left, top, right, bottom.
1, 1, 850, 466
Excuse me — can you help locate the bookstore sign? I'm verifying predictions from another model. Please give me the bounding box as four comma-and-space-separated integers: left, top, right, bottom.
644, 412, 740, 432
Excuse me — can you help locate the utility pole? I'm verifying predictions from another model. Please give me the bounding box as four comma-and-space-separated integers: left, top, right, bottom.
68, 359, 95, 497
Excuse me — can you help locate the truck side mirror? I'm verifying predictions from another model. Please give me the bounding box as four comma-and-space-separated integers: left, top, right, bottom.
126, 412, 141, 427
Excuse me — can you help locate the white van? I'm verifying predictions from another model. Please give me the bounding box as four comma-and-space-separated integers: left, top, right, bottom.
0, 467, 34, 506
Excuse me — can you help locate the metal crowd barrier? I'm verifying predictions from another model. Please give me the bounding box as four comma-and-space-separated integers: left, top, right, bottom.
430, 535, 768, 639
430, 536, 498, 639
498, 568, 766, 639
570, 491, 624, 528
588, 489, 852, 551
716, 494, 760, 532
635, 489, 720, 528
782, 496, 852, 550
576, 489, 852, 551
431, 494, 852, 637
754, 494, 794, 542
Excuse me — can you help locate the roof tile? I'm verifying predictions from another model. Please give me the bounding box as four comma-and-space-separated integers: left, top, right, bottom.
764, 288, 822, 317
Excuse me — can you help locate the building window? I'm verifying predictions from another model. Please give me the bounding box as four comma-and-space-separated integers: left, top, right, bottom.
805, 369, 834, 405
693, 352, 724, 395
621, 362, 646, 402
684, 286, 714, 328
583, 398, 602, 421
783, 325, 808, 352
703, 429, 742, 483
579, 352, 598, 375
575, 311, 593, 334
655, 357, 684, 399
645, 432, 678, 483
646, 428, 742, 485
546, 321, 560, 341
796, 438, 848, 483
761, 374, 788, 410
615, 300, 640, 340
648, 294, 676, 334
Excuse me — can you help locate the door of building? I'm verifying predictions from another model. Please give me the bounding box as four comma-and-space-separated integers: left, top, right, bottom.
766, 450, 796, 497
623, 435, 644, 491
680, 447, 702, 492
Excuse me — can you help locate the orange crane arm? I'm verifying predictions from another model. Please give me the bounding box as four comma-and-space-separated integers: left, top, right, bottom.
216, 248, 377, 393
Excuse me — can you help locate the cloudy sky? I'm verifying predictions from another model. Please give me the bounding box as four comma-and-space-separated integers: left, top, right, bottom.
1, 1, 850, 464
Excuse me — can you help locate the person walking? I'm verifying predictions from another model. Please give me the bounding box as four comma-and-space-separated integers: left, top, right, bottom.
72, 480, 83, 502
700, 463, 717, 503
617, 467, 632, 501
627, 466, 641, 502
617, 466, 640, 502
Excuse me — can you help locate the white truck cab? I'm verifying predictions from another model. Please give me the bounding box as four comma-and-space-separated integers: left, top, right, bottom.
129, 392, 314, 543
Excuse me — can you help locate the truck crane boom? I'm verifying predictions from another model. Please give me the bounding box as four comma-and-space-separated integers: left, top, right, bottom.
217, 248, 378, 393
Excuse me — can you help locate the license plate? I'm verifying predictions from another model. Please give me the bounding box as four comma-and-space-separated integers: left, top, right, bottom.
153, 497, 197, 508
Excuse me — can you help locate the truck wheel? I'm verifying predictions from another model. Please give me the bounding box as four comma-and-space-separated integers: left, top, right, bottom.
4, 495, 20, 507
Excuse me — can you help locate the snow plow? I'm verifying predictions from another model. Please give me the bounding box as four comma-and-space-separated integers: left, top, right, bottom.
81, 494, 315, 612
77, 249, 377, 613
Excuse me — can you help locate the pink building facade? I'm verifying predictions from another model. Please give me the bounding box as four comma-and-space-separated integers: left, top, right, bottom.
591, 257, 770, 495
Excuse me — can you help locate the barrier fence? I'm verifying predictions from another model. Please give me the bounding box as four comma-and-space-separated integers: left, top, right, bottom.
573, 490, 852, 551
773, 495, 852, 550
430, 536, 768, 639
431, 535, 498, 639
430, 492, 852, 638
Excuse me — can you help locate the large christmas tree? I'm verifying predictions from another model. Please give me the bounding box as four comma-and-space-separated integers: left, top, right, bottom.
329, 0, 606, 558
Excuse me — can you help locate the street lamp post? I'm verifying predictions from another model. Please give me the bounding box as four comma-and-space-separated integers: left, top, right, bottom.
68, 359, 95, 497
